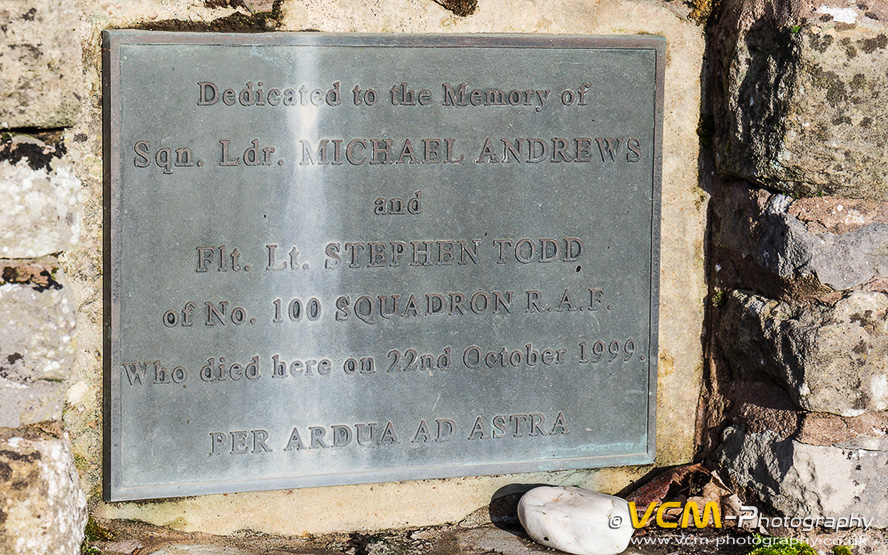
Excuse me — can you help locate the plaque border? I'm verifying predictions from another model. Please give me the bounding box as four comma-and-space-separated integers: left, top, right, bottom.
103, 31, 664, 501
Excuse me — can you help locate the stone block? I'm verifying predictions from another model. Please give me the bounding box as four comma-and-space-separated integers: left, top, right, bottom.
0, 279, 76, 427
0, 280, 76, 382
0, 433, 87, 555
0, 139, 81, 258
790, 196, 888, 235
0, 0, 82, 129
713, 0, 888, 199
711, 183, 888, 291
757, 196, 888, 290
718, 290, 888, 416
795, 410, 888, 448
0, 381, 66, 429
716, 425, 888, 528
723, 379, 888, 448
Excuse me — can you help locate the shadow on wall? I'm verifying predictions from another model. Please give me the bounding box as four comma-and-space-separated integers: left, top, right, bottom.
729, 22, 800, 187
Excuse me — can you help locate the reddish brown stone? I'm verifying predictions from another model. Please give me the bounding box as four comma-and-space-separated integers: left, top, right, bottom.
795, 410, 888, 445
788, 197, 888, 234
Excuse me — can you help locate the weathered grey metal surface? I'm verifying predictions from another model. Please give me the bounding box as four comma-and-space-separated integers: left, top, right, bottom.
103, 31, 663, 501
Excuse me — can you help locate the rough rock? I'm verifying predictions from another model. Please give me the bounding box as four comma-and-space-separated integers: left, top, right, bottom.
0, 278, 76, 427
517, 486, 633, 555
0, 145, 82, 258
795, 410, 888, 447
789, 196, 888, 234
0, 380, 67, 429
755, 195, 888, 290
0, 257, 61, 287
725, 380, 888, 447
717, 290, 888, 416
712, 0, 888, 199
0, 0, 82, 128
716, 425, 888, 528
0, 433, 88, 555
710, 183, 888, 295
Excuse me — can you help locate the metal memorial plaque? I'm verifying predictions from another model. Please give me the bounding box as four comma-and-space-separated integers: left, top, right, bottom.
104, 32, 663, 501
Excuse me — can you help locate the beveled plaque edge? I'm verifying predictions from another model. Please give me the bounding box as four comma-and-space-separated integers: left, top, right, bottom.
647, 35, 664, 467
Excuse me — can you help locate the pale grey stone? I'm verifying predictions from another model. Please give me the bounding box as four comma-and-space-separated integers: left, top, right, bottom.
756, 201, 888, 290
713, 3, 888, 199
710, 185, 888, 291
0, 279, 76, 426
0, 281, 76, 382
0, 380, 65, 428
834, 436, 888, 451
0, 0, 81, 128
517, 487, 633, 555
718, 290, 888, 416
0, 154, 82, 258
717, 426, 888, 528
0, 434, 87, 555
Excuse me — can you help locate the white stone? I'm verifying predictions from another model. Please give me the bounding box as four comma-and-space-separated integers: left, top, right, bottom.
0, 158, 81, 258
518, 486, 633, 555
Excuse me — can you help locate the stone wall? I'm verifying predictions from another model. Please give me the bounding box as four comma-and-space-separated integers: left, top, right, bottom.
703, 0, 888, 529
2, 0, 716, 550
0, 0, 88, 552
